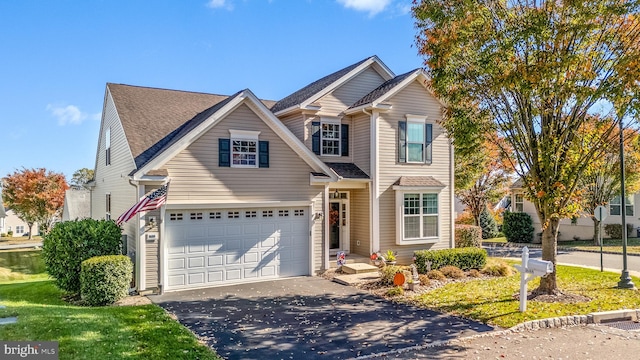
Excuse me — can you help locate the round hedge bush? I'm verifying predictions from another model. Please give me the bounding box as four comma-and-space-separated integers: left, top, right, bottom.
81, 255, 133, 306
42, 219, 122, 293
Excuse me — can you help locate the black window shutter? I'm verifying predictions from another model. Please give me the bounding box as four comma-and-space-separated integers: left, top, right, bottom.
341, 124, 349, 156
312, 121, 320, 155
259, 141, 269, 168
219, 138, 230, 167
425, 123, 433, 164
398, 121, 406, 163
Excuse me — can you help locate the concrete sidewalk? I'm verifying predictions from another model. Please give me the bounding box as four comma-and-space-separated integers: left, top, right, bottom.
0, 242, 42, 250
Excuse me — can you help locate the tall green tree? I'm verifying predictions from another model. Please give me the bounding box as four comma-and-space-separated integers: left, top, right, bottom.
2, 168, 69, 238
414, 0, 640, 294
70, 168, 94, 189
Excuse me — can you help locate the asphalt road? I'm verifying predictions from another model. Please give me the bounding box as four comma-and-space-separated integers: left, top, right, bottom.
485, 246, 640, 278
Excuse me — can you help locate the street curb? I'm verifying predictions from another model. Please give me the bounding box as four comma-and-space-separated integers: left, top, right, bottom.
484, 242, 640, 257
351, 309, 640, 359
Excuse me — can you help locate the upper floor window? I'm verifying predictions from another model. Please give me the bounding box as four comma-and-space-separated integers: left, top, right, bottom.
610, 195, 634, 216
514, 194, 524, 213
105, 127, 111, 166
219, 130, 269, 168
398, 115, 432, 164
105, 193, 111, 221
312, 118, 349, 157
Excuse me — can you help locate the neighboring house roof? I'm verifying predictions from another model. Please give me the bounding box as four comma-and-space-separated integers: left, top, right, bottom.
393, 176, 446, 188
270, 55, 394, 115
63, 189, 91, 220
325, 162, 370, 179
511, 178, 524, 189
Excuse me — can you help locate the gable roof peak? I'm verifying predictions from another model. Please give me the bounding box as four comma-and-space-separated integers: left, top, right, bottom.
270, 55, 394, 115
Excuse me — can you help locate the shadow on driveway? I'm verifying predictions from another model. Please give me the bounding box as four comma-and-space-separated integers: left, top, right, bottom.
150, 277, 495, 360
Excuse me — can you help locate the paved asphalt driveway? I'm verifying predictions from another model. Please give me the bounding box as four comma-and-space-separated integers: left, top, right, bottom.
150, 277, 494, 360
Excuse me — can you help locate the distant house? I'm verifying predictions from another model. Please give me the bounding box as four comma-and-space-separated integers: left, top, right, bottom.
510, 178, 637, 241
89, 56, 455, 293
62, 189, 91, 221
1, 209, 39, 237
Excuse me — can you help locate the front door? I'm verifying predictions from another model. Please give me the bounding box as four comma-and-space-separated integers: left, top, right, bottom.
329, 191, 349, 255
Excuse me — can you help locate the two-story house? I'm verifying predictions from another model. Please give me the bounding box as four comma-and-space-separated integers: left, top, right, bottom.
89, 56, 454, 293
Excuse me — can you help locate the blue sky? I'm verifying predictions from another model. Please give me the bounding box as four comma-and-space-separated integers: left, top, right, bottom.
0, 0, 423, 181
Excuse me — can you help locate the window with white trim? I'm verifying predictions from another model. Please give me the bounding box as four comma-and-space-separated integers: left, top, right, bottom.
321, 119, 341, 156
105, 193, 111, 221
398, 115, 432, 164
395, 187, 442, 245
514, 194, 524, 213
16, 226, 24, 234
610, 195, 634, 216
105, 127, 111, 166
230, 130, 260, 168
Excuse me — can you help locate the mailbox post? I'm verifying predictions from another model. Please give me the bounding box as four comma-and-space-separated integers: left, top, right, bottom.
513, 247, 554, 312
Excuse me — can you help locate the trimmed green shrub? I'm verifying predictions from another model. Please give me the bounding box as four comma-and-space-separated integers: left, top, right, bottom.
440, 265, 465, 279
502, 211, 534, 243
426, 269, 446, 280
81, 255, 132, 306
455, 225, 482, 248
604, 223, 635, 239
42, 219, 122, 293
479, 208, 499, 239
414, 247, 487, 274
380, 265, 406, 285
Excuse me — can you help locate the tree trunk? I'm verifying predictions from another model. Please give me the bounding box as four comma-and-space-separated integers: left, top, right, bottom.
27, 223, 33, 240
592, 218, 601, 246
535, 217, 560, 295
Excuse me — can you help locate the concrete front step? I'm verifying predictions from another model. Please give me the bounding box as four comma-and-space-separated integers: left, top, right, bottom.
341, 263, 379, 274
329, 254, 371, 269
333, 272, 380, 286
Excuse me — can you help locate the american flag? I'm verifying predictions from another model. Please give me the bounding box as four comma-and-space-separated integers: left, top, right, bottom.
116, 183, 169, 226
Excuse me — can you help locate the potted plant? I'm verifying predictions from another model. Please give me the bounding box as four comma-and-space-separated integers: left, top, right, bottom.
371, 251, 382, 266
385, 250, 397, 265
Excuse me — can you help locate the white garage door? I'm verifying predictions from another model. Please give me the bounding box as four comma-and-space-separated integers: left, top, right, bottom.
164, 207, 310, 291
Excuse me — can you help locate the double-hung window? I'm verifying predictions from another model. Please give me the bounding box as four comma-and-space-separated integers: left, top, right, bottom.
105, 127, 111, 166
394, 186, 442, 245
610, 196, 634, 216
106, 193, 111, 221
219, 130, 267, 169
311, 118, 349, 157
398, 115, 432, 164
514, 194, 524, 212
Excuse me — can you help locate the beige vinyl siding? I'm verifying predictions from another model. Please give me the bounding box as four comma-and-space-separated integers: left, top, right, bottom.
311, 193, 325, 272
352, 112, 371, 176
162, 102, 327, 271
144, 208, 160, 287
91, 89, 138, 256
279, 112, 305, 143
377, 81, 452, 264
350, 187, 370, 256
316, 67, 386, 116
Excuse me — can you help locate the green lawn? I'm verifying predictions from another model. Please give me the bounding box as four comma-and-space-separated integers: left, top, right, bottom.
409, 260, 640, 329
483, 237, 640, 254
0, 251, 220, 360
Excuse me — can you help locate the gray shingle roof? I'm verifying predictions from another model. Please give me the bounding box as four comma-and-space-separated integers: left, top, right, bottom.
270, 57, 374, 114
325, 162, 370, 179
349, 69, 417, 109
393, 176, 445, 187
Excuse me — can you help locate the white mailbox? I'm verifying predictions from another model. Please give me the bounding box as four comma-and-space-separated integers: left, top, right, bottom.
526, 259, 553, 277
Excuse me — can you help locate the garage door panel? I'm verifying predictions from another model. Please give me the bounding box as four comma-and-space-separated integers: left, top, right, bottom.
166, 206, 309, 291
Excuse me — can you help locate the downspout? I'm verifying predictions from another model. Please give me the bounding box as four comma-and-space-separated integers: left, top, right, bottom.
127, 177, 142, 291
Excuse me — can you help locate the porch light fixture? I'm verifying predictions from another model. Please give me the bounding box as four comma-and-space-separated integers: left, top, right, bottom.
334, 189, 340, 198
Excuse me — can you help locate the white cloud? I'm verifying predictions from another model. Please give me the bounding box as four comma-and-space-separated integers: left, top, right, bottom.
206, 0, 234, 10
337, 0, 391, 16
46, 104, 96, 126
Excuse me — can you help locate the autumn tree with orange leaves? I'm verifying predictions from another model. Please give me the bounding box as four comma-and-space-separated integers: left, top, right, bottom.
414, 0, 640, 295
2, 168, 68, 238
456, 134, 513, 227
